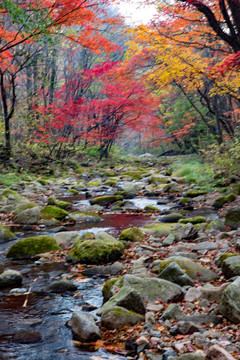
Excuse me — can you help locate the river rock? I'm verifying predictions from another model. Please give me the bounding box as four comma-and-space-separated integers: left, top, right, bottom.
224, 206, 240, 229
221, 255, 240, 278
158, 256, 218, 281
113, 274, 183, 302
6, 235, 61, 259
191, 241, 219, 252
177, 353, 205, 360
53, 231, 81, 248
158, 261, 194, 287
97, 286, 146, 315
178, 313, 222, 325
161, 303, 181, 320
40, 205, 68, 220
13, 202, 38, 215
200, 283, 230, 302
219, 276, 240, 323
2, 189, 28, 205
71, 311, 102, 342
15, 206, 41, 225
90, 195, 122, 206
119, 227, 144, 242
66, 239, 124, 264
205, 345, 236, 360
47, 196, 71, 209
48, 279, 77, 292
69, 212, 101, 224
0, 224, 15, 242
95, 231, 117, 242
101, 306, 144, 330
159, 212, 183, 223
13, 330, 42, 343
0, 269, 22, 289
116, 181, 142, 193
83, 261, 123, 276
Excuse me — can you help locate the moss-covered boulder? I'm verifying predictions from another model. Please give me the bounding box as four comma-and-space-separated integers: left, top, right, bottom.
40, 206, 68, 220
102, 278, 119, 303
144, 205, 160, 212
2, 189, 28, 205
212, 193, 237, 210
13, 202, 38, 216
69, 212, 101, 224
158, 256, 218, 281
66, 189, 79, 196
6, 235, 61, 259
221, 255, 240, 278
119, 227, 144, 242
224, 206, 240, 229
219, 277, 240, 323
47, 196, 72, 209
185, 190, 208, 198
160, 212, 184, 223
0, 224, 15, 242
205, 220, 227, 231
66, 239, 124, 264
101, 306, 144, 330
87, 179, 102, 187
143, 222, 175, 236
179, 216, 206, 225
90, 195, 123, 206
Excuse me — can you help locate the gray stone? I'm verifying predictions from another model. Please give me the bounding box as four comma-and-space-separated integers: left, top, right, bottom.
114, 274, 183, 303
158, 262, 194, 287
221, 255, 240, 278
15, 205, 41, 225
83, 261, 123, 276
101, 306, 144, 330
95, 231, 117, 242
205, 345, 235, 360
161, 304, 181, 320
191, 241, 219, 252
200, 283, 230, 302
13, 330, 42, 343
178, 313, 222, 325
54, 231, 81, 249
177, 353, 204, 360
71, 311, 102, 342
178, 321, 202, 335
219, 276, 240, 323
224, 206, 240, 229
0, 269, 22, 289
48, 279, 77, 292
97, 286, 146, 315
162, 233, 176, 246
69, 213, 101, 224
159, 213, 183, 223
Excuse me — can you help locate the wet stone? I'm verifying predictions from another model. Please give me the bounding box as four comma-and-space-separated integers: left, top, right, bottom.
13, 330, 42, 343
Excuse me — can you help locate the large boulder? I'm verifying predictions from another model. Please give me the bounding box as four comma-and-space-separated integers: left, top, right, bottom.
13, 202, 38, 216
206, 345, 236, 360
66, 239, 124, 264
0, 269, 22, 289
71, 311, 102, 342
47, 196, 71, 209
158, 256, 218, 281
158, 261, 194, 287
0, 224, 15, 242
219, 276, 240, 323
112, 274, 183, 303
224, 206, 240, 229
6, 235, 61, 259
119, 227, 144, 242
40, 206, 68, 220
159, 212, 184, 223
97, 286, 146, 315
69, 212, 101, 224
54, 231, 81, 249
15, 207, 41, 225
2, 189, 28, 205
221, 255, 240, 278
101, 306, 144, 330
116, 181, 142, 193
90, 195, 123, 206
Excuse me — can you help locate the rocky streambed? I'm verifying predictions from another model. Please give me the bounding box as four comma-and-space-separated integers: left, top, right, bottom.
0, 158, 240, 360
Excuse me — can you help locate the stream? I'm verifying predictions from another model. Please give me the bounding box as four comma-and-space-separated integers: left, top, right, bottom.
0, 197, 168, 360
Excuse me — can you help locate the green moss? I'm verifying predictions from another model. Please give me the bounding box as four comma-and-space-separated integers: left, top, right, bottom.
66, 189, 79, 195
104, 180, 117, 186
179, 216, 206, 225
119, 227, 144, 242
219, 253, 238, 264
205, 220, 226, 231
179, 197, 190, 204
47, 195, 71, 209
40, 205, 68, 220
37, 178, 48, 185
6, 235, 61, 259
226, 193, 237, 202
185, 189, 208, 198
144, 205, 160, 212
143, 222, 175, 236
0, 224, 15, 240
102, 278, 119, 302
233, 183, 240, 195
67, 239, 124, 264
87, 179, 101, 187
13, 202, 37, 215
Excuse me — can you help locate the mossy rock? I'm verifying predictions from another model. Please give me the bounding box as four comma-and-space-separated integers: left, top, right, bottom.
6, 235, 61, 259
13, 202, 38, 216
233, 183, 240, 195
87, 179, 102, 187
212, 194, 236, 209
90, 195, 123, 206
205, 220, 227, 231
40, 206, 68, 220
101, 306, 144, 330
102, 278, 121, 303
158, 256, 218, 281
143, 222, 175, 236
179, 198, 191, 205
221, 255, 240, 278
47, 196, 71, 209
66, 189, 79, 196
69, 212, 101, 224
0, 224, 15, 241
119, 227, 144, 242
2, 189, 27, 203
144, 205, 160, 212
66, 239, 124, 264
36, 178, 48, 186
224, 206, 240, 229
179, 216, 206, 225
185, 190, 208, 198
160, 212, 184, 223
103, 180, 117, 186
219, 253, 238, 264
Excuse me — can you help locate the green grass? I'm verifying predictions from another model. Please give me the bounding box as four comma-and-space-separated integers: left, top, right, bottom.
0, 173, 27, 187
170, 157, 214, 190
